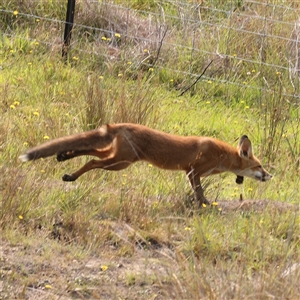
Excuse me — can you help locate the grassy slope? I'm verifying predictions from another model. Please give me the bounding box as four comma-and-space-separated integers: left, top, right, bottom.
0, 1, 299, 299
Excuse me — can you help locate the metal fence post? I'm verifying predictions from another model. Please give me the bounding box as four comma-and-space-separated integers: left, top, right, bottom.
62, 0, 76, 60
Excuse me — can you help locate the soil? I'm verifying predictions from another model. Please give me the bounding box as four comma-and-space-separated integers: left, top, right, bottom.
0, 199, 298, 299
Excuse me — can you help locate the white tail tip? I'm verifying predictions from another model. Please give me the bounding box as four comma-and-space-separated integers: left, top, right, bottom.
19, 154, 29, 162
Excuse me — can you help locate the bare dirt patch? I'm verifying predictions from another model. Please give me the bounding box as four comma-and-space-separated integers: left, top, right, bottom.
0, 227, 176, 299
1, 199, 298, 299
0, 244, 162, 299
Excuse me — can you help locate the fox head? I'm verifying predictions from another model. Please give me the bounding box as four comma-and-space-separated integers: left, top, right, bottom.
236, 135, 272, 183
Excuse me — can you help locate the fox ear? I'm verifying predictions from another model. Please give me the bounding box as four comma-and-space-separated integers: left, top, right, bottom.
238, 135, 253, 158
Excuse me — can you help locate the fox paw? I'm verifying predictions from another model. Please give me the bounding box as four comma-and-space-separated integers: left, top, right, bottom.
57, 151, 73, 161
62, 174, 76, 181
236, 175, 244, 184
201, 198, 210, 206
56, 152, 68, 161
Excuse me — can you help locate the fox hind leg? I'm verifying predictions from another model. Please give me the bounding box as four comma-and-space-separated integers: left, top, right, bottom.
62, 157, 133, 181
57, 148, 113, 161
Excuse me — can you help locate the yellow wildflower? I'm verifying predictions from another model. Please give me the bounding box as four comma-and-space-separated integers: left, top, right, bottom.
101, 265, 108, 271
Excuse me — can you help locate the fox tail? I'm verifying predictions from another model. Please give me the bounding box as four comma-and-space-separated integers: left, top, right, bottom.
19, 125, 113, 162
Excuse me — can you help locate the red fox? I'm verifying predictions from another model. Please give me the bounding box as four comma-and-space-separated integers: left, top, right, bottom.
19, 123, 272, 205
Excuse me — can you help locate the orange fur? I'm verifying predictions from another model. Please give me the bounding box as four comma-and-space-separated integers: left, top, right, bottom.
20, 123, 272, 205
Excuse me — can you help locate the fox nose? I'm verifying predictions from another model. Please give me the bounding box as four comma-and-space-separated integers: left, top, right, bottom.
263, 173, 272, 181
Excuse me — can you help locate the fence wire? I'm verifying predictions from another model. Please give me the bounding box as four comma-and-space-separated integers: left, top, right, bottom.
1, 0, 300, 100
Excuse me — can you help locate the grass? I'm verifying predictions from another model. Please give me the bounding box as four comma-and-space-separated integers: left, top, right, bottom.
0, 0, 300, 299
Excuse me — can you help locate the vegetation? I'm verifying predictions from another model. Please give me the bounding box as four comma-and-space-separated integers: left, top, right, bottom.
0, 0, 299, 299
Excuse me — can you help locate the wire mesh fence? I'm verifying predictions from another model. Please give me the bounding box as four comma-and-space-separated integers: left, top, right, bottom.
1, 0, 300, 101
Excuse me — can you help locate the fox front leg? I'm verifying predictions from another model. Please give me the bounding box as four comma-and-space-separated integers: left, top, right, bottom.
187, 170, 210, 206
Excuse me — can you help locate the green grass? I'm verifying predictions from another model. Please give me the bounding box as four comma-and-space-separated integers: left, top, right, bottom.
0, 0, 299, 299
